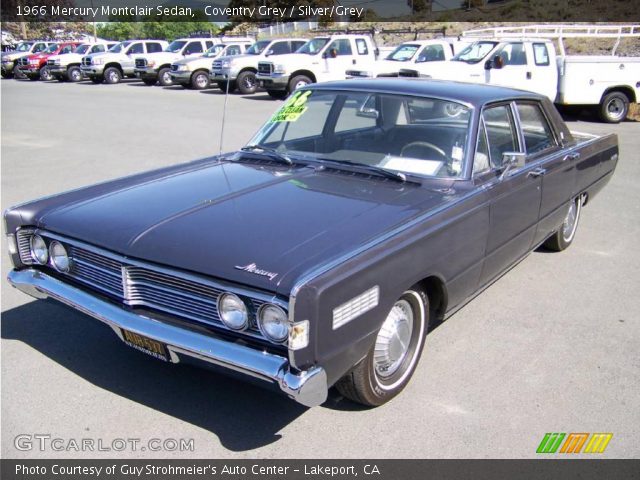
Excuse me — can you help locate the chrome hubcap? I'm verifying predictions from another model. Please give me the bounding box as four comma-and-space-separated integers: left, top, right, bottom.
374, 299, 413, 378
108, 72, 118, 82
162, 72, 171, 84
71, 70, 80, 81
562, 200, 578, 241
294, 80, 308, 90
196, 74, 207, 88
607, 98, 625, 120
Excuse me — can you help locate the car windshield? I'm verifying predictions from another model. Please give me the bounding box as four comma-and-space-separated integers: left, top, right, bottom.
246, 40, 270, 55
75, 44, 90, 54
452, 41, 497, 64
165, 40, 187, 53
45, 44, 59, 53
297, 38, 329, 55
248, 90, 472, 179
15, 42, 33, 52
386, 44, 419, 61
109, 42, 129, 53
204, 44, 225, 57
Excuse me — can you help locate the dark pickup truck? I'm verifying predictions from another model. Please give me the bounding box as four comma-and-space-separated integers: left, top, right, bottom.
5, 80, 618, 407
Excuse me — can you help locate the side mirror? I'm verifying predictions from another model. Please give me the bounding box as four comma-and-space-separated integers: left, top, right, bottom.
265, 49, 273, 57
324, 48, 338, 59
499, 152, 526, 180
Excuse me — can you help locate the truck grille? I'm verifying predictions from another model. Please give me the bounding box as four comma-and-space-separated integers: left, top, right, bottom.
81, 57, 91, 66
19, 57, 29, 66
258, 62, 273, 75
47, 59, 57, 66
16, 231, 274, 340
212, 60, 222, 71
135, 58, 147, 68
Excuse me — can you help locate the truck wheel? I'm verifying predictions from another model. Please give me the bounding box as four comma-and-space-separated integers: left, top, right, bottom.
1, 71, 12, 79
237, 70, 257, 94
216, 80, 236, 93
543, 196, 582, 251
599, 91, 629, 123
90, 76, 103, 84
335, 289, 428, 407
158, 67, 172, 86
142, 78, 156, 86
39, 66, 53, 81
267, 90, 287, 99
28, 74, 39, 81
104, 67, 122, 84
67, 66, 82, 82
288, 75, 312, 93
190, 71, 209, 90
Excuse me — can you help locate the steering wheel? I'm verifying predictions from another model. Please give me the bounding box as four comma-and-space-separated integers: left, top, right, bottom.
400, 141, 448, 162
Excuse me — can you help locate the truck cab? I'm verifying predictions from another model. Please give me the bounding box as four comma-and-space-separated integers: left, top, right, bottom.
170, 42, 253, 90
257, 34, 378, 98
81, 40, 168, 84
134, 37, 252, 86
48, 42, 117, 82
210, 38, 307, 95
1, 41, 57, 78
346, 38, 468, 79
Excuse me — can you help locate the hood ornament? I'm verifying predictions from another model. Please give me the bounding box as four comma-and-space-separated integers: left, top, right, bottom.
234, 263, 278, 281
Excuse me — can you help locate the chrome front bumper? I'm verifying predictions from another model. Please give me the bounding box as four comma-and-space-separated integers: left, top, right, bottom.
8, 269, 327, 407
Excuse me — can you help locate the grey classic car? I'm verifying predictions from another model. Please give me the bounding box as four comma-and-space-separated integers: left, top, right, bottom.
5, 80, 618, 407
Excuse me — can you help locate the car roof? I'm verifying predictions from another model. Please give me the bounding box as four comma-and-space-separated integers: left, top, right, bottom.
309, 78, 544, 107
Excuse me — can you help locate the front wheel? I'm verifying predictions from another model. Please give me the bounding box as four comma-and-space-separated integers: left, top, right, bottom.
103, 67, 122, 84
543, 196, 582, 251
288, 74, 312, 93
599, 91, 629, 123
157, 67, 172, 86
39, 66, 53, 81
190, 71, 209, 90
336, 289, 428, 407
236, 70, 257, 94
67, 66, 82, 82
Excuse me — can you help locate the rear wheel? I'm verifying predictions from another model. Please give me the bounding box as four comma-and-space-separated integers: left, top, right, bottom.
236, 70, 258, 94
599, 91, 629, 123
336, 289, 428, 407
190, 70, 209, 90
543, 196, 582, 251
103, 67, 122, 84
157, 67, 172, 86
67, 66, 82, 82
267, 89, 287, 99
1, 71, 13, 79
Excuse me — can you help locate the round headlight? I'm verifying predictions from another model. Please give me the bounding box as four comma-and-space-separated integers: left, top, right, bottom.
30, 234, 48, 264
49, 241, 70, 272
258, 304, 289, 343
217, 293, 249, 331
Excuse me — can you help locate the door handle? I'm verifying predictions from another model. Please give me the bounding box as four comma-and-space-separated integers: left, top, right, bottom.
527, 167, 546, 178
526, 71, 532, 79
562, 152, 581, 162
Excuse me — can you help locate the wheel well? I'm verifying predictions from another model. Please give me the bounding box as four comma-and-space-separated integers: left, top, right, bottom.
602, 86, 636, 103
291, 70, 317, 83
238, 67, 257, 74
104, 63, 122, 73
159, 64, 171, 70
415, 276, 447, 321
67, 63, 80, 68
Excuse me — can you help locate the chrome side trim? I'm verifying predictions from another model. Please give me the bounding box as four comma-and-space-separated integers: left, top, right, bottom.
8, 269, 327, 407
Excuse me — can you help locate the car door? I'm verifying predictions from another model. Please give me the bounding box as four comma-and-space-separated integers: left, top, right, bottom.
321, 39, 357, 80
476, 102, 543, 285
514, 101, 576, 246
124, 42, 144, 69
486, 42, 532, 91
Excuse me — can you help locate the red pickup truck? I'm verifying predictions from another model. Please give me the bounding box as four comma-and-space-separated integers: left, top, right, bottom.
17, 42, 81, 81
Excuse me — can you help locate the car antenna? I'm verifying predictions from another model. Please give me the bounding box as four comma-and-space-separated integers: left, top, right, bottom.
218, 73, 231, 156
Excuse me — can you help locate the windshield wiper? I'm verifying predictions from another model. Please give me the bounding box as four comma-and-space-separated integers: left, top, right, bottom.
240, 145, 294, 166
317, 158, 410, 183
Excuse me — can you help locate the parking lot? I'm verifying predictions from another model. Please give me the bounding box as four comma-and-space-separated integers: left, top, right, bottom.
2, 78, 639, 459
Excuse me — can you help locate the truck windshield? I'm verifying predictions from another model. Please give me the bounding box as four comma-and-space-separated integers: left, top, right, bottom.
297, 38, 329, 55
386, 44, 420, 61
248, 90, 471, 179
452, 41, 497, 64
15, 42, 33, 52
109, 42, 130, 53
246, 41, 270, 55
165, 40, 187, 53
204, 44, 225, 57
75, 44, 91, 54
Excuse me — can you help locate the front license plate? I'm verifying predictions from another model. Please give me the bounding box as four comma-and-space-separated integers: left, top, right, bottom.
121, 329, 169, 361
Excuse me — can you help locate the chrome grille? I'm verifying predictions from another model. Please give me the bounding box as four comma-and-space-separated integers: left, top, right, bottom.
135, 58, 147, 68
212, 60, 222, 71
67, 245, 124, 298
16, 229, 34, 265
19, 57, 29, 66
81, 57, 91, 66
258, 62, 272, 75
47, 59, 56, 66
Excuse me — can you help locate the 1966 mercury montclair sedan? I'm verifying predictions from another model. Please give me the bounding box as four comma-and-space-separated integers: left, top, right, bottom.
5, 80, 618, 407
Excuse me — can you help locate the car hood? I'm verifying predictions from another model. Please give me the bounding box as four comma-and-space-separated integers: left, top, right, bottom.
30, 158, 455, 296
264, 53, 317, 69
49, 53, 82, 62
427, 60, 484, 81
137, 51, 180, 63
173, 55, 211, 67
2, 51, 29, 61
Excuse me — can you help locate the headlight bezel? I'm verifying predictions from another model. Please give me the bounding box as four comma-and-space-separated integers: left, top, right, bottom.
49, 240, 71, 273
217, 292, 250, 331
257, 303, 290, 344
29, 234, 48, 265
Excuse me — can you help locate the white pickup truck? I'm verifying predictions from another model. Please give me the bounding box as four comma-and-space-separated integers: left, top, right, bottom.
48, 42, 117, 82
257, 34, 378, 98
409, 25, 640, 123
345, 38, 469, 79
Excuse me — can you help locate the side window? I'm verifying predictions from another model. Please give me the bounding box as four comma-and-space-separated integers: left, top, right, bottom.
483, 105, 519, 169
33, 43, 47, 53
292, 41, 306, 51
60, 45, 74, 54
355, 38, 368, 55
269, 41, 290, 55
226, 45, 241, 56
474, 119, 491, 175
533, 43, 550, 66
335, 94, 377, 133
327, 39, 352, 56
146, 42, 163, 53
127, 43, 144, 55
184, 41, 203, 55
496, 42, 527, 66
417, 44, 446, 63
91, 45, 105, 53
205, 41, 214, 49
516, 103, 557, 155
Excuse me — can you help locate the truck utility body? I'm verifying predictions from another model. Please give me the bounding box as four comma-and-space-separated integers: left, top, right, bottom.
417, 24, 640, 123
256, 34, 378, 98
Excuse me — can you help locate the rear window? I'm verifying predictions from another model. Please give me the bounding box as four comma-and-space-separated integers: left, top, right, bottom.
533, 43, 550, 66
146, 42, 164, 53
